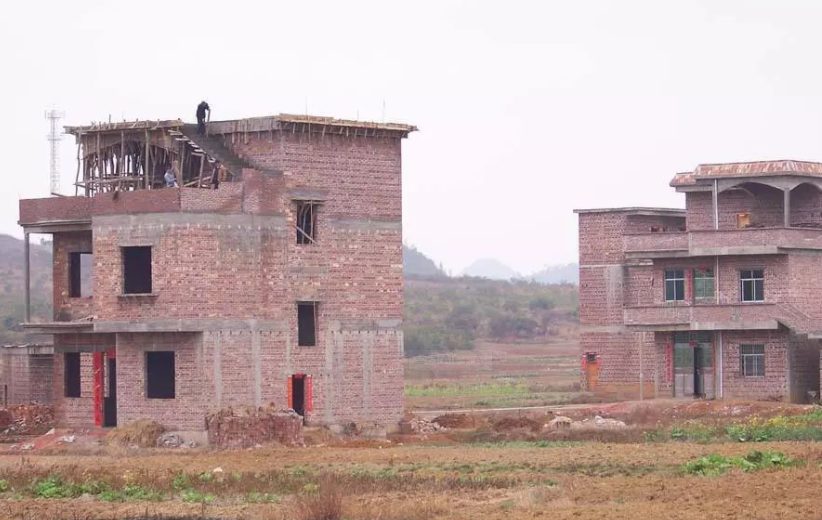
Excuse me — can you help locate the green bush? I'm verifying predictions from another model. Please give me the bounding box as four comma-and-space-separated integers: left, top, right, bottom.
683, 451, 797, 476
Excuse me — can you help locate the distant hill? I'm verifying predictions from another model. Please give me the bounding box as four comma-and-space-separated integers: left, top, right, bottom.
0, 234, 52, 343
460, 258, 520, 281
527, 263, 579, 285
403, 244, 446, 278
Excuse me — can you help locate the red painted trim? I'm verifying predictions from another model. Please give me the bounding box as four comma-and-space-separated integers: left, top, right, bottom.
92, 352, 104, 427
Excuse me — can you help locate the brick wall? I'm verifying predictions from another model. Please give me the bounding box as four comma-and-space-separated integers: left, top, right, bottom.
722, 330, 789, 401
228, 132, 402, 220
53, 232, 94, 321
0, 352, 53, 405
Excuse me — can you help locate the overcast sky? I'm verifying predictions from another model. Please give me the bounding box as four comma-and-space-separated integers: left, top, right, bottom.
3, 1, 822, 274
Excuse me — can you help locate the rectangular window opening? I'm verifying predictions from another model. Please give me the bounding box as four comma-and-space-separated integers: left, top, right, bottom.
740, 344, 765, 376
296, 202, 317, 244
693, 268, 715, 300
297, 302, 318, 346
664, 269, 685, 301
145, 351, 175, 399
69, 252, 94, 298
740, 269, 764, 302
122, 246, 152, 294
64, 352, 81, 398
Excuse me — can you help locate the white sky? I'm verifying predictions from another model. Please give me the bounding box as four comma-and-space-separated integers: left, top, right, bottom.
3, 1, 822, 274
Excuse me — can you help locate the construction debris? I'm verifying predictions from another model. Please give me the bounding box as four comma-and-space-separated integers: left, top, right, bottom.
401, 417, 446, 435
544, 415, 628, 431
0, 404, 55, 437
206, 406, 304, 448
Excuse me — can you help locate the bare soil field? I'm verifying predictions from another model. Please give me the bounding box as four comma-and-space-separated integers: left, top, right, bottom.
1, 399, 822, 519
404, 332, 585, 411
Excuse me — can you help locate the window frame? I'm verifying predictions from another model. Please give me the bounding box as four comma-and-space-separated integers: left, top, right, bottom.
297, 301, 318, 347
740, 269, 765, 303
663, 269, 686, 302
145, 351, 176, 399
740, 344, 765, 377
295, 201, 318, 245
692, 268, 715, 301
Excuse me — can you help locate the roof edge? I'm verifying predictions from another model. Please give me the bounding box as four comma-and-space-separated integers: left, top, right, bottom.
574, 207, 685, 216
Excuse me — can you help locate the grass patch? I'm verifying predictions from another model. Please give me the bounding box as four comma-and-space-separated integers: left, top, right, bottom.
726, 411, 822, 442
683, 450, 798, 476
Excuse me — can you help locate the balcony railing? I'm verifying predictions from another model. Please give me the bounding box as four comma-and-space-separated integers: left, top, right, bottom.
624, 227, 822, 258
624, 303, 779, 330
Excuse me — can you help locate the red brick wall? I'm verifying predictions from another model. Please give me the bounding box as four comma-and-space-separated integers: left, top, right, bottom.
228, 132, 402, 220
722, 330, 789, 401
685, 186, 786, 231
53, 232, 94, 321
0, 353, 53, 405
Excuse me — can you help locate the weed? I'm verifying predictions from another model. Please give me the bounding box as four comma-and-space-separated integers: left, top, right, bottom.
180, 489, 215, 503
245, 491, 281, 503
726, 412, 822, 442
683, 451, 798, 476
171, 473, 191, 491
0, 479, 9, 493
292, 477, 344, 520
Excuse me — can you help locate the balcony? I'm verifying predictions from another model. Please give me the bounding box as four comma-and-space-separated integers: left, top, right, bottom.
624, 227, 822, 260
624, 303, 780, 331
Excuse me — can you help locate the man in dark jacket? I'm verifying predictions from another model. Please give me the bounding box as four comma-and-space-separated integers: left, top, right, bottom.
196, 101, 210, 134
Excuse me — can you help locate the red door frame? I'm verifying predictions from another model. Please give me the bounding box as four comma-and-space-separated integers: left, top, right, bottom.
92, 348, 116, 427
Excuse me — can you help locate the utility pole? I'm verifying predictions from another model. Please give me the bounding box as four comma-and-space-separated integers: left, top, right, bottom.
45, 108, 65, 195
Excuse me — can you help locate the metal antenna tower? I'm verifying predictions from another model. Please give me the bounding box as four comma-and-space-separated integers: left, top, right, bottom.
45, 108, 65, 195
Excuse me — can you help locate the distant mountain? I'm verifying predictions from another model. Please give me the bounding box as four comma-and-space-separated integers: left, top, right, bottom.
528, 263, 579, 285
460, 258, 520, 281
403, 244, 446, 278
0, 234, 53, 343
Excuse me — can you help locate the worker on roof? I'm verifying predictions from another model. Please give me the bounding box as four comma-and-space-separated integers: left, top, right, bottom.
164, 163, 178, 188
196, 101, 210, 135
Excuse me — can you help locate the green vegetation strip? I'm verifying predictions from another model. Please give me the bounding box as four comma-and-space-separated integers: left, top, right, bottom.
683, 451, 797, 476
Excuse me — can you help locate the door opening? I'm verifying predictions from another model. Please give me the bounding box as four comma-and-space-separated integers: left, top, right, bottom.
673, 332, 715, 399
104, 357, 117, 427
291, 375, 305, 416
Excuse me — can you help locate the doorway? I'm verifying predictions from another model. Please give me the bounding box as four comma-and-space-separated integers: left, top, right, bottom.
103, 357, 117, 427
673, 332, 715, 399
291, 374, 305, 416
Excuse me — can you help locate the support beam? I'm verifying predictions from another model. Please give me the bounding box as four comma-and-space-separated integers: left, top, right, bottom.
784, 188, 791, 228
23, 233, 30, 323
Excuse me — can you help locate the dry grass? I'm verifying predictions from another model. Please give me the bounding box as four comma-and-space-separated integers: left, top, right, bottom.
106, 419, 166, 448
292, 476, 344, 520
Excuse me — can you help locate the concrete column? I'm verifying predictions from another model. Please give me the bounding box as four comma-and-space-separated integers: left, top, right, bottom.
712, 179, 719, 230
23, 232, 30, 323
784, 188, 791, 228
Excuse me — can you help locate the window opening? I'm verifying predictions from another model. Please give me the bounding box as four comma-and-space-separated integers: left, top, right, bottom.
145, 351, 175, 398
297, 302, 318, 346
664, 269, 685, 301
122, 246, 152, 294
69, 252, 93, 298
740, 269, 764, 302
740, 344, 765, 376
296, 202, 317, 244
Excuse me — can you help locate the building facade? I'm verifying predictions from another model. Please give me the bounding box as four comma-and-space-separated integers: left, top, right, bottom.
577, 160, 822, 402
19, 114, 415, 432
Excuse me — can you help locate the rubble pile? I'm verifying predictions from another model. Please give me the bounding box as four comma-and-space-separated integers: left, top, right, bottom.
206, 405, 304, 448
544, 415, 627, 431
0, 404, 55, 437
401, 417, 446, 434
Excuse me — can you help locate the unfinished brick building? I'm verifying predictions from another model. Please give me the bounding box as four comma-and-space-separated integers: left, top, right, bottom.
577, 160, 822, 402
19, 114, 415, 434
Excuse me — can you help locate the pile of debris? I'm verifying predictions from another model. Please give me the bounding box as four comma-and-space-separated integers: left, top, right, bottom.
544, 415, 627, 431
400, 417, 446, 435
0, 404, 55, 437
206, 405, 303, 448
